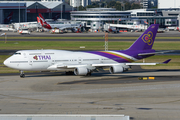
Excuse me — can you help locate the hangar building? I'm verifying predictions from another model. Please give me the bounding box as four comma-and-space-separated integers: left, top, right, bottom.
0, 1, 74, 24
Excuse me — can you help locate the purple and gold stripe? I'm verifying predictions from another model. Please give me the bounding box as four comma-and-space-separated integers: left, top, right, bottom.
86, 51, 135, 63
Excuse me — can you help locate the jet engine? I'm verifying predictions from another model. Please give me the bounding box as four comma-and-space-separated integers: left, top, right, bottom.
74, 67, 88, 76
109, 65, 124, 74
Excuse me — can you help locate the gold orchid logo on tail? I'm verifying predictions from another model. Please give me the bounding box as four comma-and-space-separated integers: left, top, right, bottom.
142, 31, 153, 45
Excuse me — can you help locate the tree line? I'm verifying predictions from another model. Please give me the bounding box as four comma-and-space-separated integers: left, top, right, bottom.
77, 0, 141, 11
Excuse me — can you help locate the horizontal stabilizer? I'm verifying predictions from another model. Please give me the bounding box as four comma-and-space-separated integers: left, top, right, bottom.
162, 59, 171, 64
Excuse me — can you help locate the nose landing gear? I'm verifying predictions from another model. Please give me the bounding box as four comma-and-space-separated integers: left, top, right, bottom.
20, 70, 25, 78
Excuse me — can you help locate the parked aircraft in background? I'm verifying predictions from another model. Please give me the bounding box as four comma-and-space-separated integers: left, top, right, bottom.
103, 24, 119, 33
37, 17, 40, 24
4, 24, 171, 78
38, 13, 81, 33
4, 12, 13, 24
52, 13, 60, 21
0, 24, 14, 31
12, 22, 41, 31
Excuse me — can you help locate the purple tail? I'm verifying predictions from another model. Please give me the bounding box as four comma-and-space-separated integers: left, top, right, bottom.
128, 24, 159, 51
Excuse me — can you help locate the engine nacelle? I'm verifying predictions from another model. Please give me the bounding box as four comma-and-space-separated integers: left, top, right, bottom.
74, 67, 88, 76
109, 65, 124, 74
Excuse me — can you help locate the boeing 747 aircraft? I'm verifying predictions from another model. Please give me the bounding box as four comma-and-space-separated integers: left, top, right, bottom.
3, 24, 171, 78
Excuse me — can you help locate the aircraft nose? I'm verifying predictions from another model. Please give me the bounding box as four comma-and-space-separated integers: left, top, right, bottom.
3, 59, 9, 67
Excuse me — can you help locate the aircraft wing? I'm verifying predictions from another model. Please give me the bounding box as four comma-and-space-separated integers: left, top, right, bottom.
92, 62, 162, 66
47, 64, 95, 70
92, 59, 171, 67
126, 59, 171, 65
47, 59, 171, 70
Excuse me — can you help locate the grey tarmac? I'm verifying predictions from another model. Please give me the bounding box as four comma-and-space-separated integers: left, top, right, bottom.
0, 70, 180, 120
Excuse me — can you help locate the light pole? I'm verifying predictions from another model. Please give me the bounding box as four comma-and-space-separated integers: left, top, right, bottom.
104, 2, 107, 8
99, 3, 101, 32
72, 0, 74, 11
61, 1, 62, 20
36, 3, 38, 18
19, 1, 20, 30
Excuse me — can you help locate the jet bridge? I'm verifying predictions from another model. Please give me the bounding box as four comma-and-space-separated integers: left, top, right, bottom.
104, 23, 148, 32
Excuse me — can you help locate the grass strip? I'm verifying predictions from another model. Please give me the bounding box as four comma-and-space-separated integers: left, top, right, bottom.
1, 37, 180, 40
0, 41, 180, 50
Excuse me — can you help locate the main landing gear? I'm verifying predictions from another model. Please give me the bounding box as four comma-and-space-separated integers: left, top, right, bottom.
65, 71, 74, 75
86, 72, 92, 76
20, 70, 25, 78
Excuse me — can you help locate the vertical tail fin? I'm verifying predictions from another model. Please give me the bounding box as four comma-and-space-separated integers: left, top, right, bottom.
128, 24, 159, 51
52, 13, 60, 21
38, 13, 48, 26
37, 17, 40, 24
38, 13, 52, 29
4, 12, 13, 23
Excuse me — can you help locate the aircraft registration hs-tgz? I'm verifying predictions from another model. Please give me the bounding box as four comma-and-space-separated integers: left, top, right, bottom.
4, 24, 171, 78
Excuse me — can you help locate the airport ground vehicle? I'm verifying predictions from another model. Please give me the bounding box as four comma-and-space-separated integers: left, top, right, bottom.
19, 29, 30, 34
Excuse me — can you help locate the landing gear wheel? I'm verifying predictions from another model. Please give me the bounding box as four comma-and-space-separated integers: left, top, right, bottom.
86, 72, 92, 76
20, 74, 25, 78
20, 70, 25, 78
65, 71, 74, 75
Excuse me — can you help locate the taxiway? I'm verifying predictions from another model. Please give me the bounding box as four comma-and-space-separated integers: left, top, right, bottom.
0, 70, 180, 120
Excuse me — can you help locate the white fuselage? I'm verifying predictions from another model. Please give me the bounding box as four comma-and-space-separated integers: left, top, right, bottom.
4, 49, 130, 71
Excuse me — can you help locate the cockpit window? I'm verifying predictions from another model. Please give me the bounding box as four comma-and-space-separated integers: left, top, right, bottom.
14, 52, 21, 55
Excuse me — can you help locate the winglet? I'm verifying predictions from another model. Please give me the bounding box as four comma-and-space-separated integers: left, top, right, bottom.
4, 11, 13, 23
163, 59, 171, 64
39, 13, 47, 25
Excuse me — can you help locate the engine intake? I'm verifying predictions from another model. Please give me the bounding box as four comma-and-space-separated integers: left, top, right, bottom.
109, 65, 124, 74
74, 67, 88, 76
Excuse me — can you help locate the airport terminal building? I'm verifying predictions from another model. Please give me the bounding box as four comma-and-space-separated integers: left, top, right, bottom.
71, 8, 131, 30
0, 1, 180, 30
130, 9, 179, 28
71, 8, 180, 30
